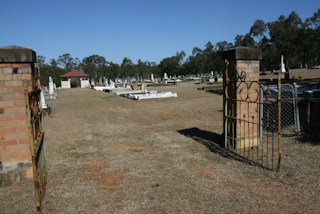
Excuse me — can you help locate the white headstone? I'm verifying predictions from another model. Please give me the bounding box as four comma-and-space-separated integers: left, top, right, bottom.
41, 88, 48, 109
164, 73, 168, 80
280, 55, 286, 73
49, 76, 54, 95
151, 73, 154, 82
110, 80, 115, 88
140, 82, 145, 92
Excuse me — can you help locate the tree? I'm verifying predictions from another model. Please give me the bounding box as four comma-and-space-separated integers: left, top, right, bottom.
82, 55, 107, 80
215, 41, 233, 51
234, 33, 255, 47
82, 55, 107, 65
305, 9, 320, 66
120, 57, 133, 78
105, 62, 120, 79
267, 11, 303, 68
37, 55, 46, 67
56, 53, 80, 70
250, 19, 266, 38
50, 59, 58, 67
39, 65, 65, 87
250, 19, 266, 47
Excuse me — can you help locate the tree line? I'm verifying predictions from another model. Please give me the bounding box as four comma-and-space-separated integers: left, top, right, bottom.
38, 9, 320, 86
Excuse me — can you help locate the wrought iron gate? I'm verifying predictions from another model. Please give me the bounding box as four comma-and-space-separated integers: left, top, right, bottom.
24, 65, 47, 213
224, 60, 282, 171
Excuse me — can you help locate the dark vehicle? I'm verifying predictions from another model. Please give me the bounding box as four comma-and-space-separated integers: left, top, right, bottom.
297, 82, 320, 98
263, 84, 294, 98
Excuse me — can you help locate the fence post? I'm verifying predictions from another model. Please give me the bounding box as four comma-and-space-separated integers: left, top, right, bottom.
259, 85, 263, 141
293, 82, 300, 134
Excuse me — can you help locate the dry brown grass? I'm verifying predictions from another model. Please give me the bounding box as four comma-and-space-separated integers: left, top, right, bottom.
0, 80, 319, 214
262, 68, 320, 80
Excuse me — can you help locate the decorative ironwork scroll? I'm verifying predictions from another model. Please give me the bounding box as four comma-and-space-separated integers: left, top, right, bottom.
224, 60, 282, 171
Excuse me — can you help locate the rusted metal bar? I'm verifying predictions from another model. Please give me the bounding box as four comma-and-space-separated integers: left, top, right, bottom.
24, 65, 47, 213
24, 82, 41, 212
277, 71, 282, 172
224, 60, 229, 149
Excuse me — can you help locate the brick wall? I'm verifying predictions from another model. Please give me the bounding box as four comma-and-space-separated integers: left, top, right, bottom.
0, 63, 33, 164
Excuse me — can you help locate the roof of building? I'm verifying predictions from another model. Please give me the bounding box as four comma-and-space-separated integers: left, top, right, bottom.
60, 70, 89, 78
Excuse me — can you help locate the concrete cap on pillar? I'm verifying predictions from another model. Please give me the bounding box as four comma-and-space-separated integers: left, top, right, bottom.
222, 46, 262, 60
0, 45, 36, 63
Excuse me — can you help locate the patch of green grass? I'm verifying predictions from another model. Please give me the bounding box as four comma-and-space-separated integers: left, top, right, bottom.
129, 148, 144, 153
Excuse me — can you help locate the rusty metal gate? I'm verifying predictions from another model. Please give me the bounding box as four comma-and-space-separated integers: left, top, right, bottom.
224, 60, 282, 171
24, 64, 47, 213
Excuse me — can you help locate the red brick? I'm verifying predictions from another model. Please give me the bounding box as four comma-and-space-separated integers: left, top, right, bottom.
15, 114, 27, 120
5, 94, 24, 100
0, 63, 30, 68
0, 146, 8, 153
0, 152, 19, 160
19, 150, 31, 156
15, 100, 25, 106
0, 121, 6, 127
0, 81, 3, 87
0, 114, 15, 121
0, 87, 13, 93
0, 108, 4, 114
7, 132, 27, 139
0, 134, 7, 140
0, 64, 10, 67
19, 66, 32, 73
0, 127, 16, 133
5, 80, 23, 87
15, 157, 32, 162
14, 87, 25, 93
19, 139, 29, 144
0, 95, 3, 101
1, 67, 13, 74
0, 75, 12, 81
16, 126, 27, 132
0, 100, 15, 107
0, 140, 18, 146
7, 145, 29, 152
7, 120, 26, 127
5, 107, 25, 114
13, 74, 31, 80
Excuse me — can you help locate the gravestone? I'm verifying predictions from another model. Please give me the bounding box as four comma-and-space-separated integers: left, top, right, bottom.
48, 76, 54, 95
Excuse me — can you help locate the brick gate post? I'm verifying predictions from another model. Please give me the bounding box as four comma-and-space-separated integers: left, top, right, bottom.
0, 45, 36, 186
222, 47, 262, 149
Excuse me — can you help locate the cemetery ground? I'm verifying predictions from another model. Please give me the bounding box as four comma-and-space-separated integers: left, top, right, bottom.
1, 80, 320, 213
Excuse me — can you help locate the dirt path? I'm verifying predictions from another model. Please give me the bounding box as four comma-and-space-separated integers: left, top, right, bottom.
1, 82, 319, 213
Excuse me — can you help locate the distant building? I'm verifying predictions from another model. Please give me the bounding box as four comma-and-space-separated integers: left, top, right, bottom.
60, 70, 90, 88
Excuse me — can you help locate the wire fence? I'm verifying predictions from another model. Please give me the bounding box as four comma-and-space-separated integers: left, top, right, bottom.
262, 83, 300, 135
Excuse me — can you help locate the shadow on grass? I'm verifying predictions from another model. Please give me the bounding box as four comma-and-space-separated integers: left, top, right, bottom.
297, 128, 320, 145
206, 89, 223, 95
178, 127, 264, 168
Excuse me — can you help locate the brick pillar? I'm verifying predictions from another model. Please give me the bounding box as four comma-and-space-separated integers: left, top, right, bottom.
222, 47, 262, 149
0, 45, 36, 186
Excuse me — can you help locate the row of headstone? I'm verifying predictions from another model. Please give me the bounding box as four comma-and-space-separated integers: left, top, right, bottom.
41, 76, 57, 110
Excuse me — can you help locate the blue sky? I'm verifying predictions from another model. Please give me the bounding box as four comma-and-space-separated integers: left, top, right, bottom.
1, 0, 319, 64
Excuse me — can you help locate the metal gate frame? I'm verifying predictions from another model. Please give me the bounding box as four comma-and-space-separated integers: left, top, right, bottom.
24, 65, 47, 213
224, 60, 282, 172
